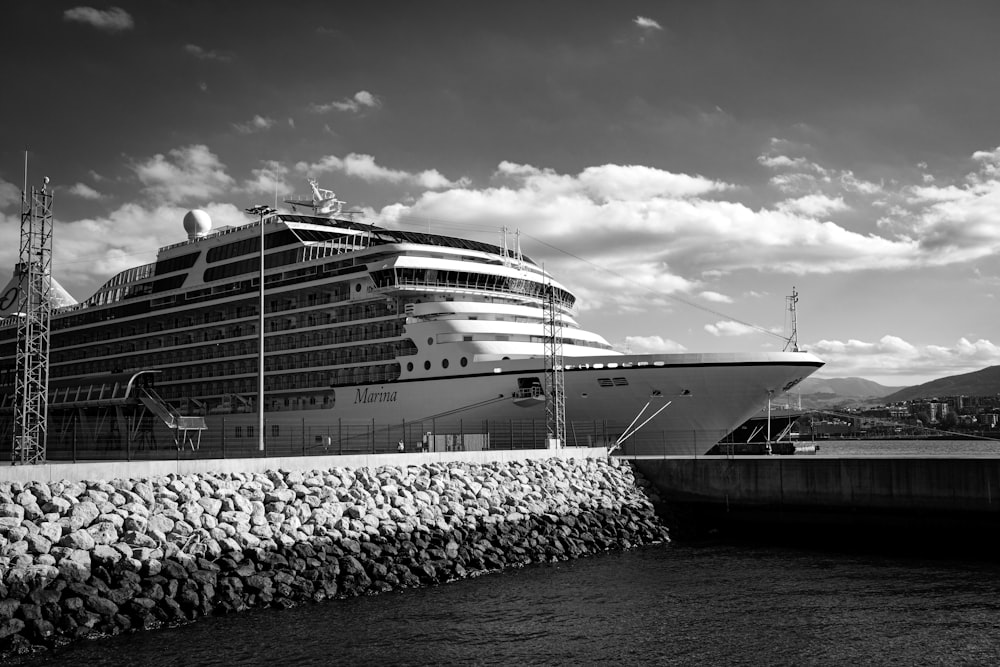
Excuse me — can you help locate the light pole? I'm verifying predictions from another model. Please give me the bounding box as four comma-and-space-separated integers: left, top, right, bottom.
245, 204, 276, 452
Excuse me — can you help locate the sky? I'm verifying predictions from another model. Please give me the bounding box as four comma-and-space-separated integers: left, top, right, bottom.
2, 1, 1000, 387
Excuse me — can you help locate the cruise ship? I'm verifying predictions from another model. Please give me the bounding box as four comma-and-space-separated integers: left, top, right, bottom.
0, 182, 823, 457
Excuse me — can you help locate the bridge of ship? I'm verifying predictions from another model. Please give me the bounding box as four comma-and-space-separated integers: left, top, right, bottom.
1, 370, 207, 451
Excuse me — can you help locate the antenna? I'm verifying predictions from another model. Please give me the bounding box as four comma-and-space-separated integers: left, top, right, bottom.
784, 287, 799, 352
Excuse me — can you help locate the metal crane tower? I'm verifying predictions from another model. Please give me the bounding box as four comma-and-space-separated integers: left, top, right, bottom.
13, 177, 53, 464
543, 281, 565, 447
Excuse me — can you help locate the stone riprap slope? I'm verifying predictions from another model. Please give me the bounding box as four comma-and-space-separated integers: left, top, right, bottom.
0, 456, 666, 655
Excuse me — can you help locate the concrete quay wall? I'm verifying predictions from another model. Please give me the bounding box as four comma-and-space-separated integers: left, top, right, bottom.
632, 456, 1000, 524
0, 447, 601, 485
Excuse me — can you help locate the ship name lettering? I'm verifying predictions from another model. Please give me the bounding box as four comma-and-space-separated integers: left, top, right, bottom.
354, 387, 398, 404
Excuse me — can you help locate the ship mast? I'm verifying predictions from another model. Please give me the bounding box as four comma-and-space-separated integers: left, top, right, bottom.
783, 286, 799, 352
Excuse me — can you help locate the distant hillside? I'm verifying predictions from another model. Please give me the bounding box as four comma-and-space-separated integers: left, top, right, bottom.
883, 366, 1000, 403
786, 377, 907, 409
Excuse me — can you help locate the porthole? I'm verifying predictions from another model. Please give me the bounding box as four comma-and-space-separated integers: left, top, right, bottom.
407, 362, 414, 372
427, 337, 434, 345
424, 360, 431, 370
460, 357, 468, 367
354, 283, 361, 292
442, 359, 449, 369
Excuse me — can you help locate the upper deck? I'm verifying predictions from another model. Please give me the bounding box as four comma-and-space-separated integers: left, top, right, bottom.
0, 211, 553, 332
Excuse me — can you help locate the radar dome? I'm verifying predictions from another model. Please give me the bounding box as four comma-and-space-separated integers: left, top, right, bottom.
183, 209, 212, 239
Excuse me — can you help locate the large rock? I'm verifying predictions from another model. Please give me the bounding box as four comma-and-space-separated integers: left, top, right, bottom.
59, 530, 96, 551
87, 521, 120, 546
69, 501, 100, 527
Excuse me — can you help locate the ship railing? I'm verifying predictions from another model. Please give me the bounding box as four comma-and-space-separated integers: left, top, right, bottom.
513, 386, 544, 400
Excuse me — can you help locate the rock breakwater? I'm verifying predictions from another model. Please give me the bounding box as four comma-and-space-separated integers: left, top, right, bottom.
0, 456, 666, 656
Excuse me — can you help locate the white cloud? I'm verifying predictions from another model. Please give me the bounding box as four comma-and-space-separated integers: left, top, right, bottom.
578, 164, 728, 200
63, 6, 133, 32
777, 194, 848, 218
310, 90, 381, 113
757, 154, 815, 171
634, 16, 663, 30
622, 335, 686, 354
698, 291, 733, 304
839, 171, 882, 195
888, 152, 1000, 259
378, 160, 931, 293
808, 335, 1000, 385
132, 144, 235, 203
0, 179, 19, 210
243, 161, 293, 198
295, 153, 469, 189
183, 44, 233, 62
704, 320, 758, 337
233, 115, 276, 134
67, 183, 103, 200
759, 140, 883, 201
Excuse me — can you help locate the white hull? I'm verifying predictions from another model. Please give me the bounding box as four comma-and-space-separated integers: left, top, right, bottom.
210, 351, 822, 456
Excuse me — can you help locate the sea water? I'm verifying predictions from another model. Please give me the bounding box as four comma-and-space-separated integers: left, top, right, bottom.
11, 541, 1000, 666
10, 440, 1000, 666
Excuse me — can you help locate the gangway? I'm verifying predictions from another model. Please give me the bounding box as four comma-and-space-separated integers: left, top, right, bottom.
40, 370, 206, 452
137, 385, 206, 450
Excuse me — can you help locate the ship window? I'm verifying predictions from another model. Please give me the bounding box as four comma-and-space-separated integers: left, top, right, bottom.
272, 425, 280, 437
424, 360, 431, 370
460, 357, 468, 367
427, 337, 434, 345
235, 426, 243, 438
442, 359, 449, 369
154, 251, 200, 276
407, 362, 413, 372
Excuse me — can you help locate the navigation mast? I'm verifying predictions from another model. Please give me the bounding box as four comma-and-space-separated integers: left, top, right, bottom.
13, 174, 53, 464
783, 286, 799, 352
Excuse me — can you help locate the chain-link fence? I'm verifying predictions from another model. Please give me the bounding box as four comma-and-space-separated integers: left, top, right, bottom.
14, 415, 720, 463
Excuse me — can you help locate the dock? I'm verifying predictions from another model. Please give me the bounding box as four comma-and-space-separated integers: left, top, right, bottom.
631, 455, 1000, 537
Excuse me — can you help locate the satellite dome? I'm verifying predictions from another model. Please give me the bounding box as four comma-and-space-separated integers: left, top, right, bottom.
183, 209, 212, 239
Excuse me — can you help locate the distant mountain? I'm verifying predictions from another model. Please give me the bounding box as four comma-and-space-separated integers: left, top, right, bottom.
784, 376, 907, 409
882, 366, 1000, 403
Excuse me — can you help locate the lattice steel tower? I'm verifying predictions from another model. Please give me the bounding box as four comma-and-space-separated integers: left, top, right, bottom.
13, 177, 53, 464
543, 280, 565, 447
